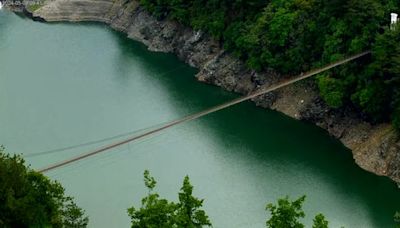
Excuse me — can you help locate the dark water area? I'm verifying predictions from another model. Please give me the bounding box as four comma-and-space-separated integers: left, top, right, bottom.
1, 11, 399, 227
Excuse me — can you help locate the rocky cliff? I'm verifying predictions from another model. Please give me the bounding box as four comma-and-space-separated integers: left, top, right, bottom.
8, 0, 400, 184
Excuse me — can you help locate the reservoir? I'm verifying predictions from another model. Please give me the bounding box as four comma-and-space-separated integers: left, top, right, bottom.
1, 10, 399, 227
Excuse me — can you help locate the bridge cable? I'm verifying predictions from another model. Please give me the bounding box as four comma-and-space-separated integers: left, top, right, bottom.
38, 51, 371, 173
24, 65, 188, 158
25, 123, 166, 158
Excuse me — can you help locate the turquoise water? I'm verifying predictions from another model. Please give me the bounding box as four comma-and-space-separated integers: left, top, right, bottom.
1, 11, 399, 227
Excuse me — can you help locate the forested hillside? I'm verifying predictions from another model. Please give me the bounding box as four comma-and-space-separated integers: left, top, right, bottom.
138, 0, 400, 131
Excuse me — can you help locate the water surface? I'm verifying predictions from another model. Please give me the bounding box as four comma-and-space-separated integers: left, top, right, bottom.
1, 11, 399, 227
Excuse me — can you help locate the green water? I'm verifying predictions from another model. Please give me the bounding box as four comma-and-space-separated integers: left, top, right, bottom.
1, 11, 399, 227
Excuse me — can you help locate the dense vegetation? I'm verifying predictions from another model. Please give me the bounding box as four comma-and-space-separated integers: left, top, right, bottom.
266, 195, 329, 228
138, 0, 400, 131
0, 147, 88, 227
127, 170, 212, 227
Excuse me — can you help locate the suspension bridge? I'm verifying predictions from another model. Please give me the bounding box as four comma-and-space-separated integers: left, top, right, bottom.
36, 51, 371, 173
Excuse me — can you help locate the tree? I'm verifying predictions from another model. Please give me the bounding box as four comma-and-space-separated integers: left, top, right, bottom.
62, 201, 89, 228
312, 213, 329, 228
357, 25, 400, 126
127, 170, 211, 228
266, 196, 330, 228
168, 0, 192, 24
127, 170, 177, 227
266, 195, 306, 228
393, 106, 400, 132
317, 74, 348, 108
0, 146, 88, 228
395, 211, 400, 228
176, 176, 211, 227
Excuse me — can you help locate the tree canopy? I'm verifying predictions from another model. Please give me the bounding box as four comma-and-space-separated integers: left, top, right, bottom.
127, 170, 211, 227
266, 195, 329, 228
0, 146, 88, 228
266, 195, 306, 228
312, 214, 329, 228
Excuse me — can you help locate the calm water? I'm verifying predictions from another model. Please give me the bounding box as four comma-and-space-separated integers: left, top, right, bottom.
1, 11, 399, 227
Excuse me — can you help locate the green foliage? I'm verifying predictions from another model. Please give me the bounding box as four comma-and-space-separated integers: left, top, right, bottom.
318, 75, 347, 108
0, 146, 88, 228
395, 211, 400, 227
312, 213, 329, 228
127, 170, 176, 227
176, 176, 212, 227
138, 0, 400, 131
246, 0, 323, 73
351, 81, 390, 121
266, 195, 306, 228
266, 196, 331, 228
127, 170, 211, 228
139, 0, 170, 19
62, 201, 89, 228
191, 9, 225, 38
393, 106, 400, 132
144, 169, 157, 190
26, 3, 43, 12
352, 25, 400, 125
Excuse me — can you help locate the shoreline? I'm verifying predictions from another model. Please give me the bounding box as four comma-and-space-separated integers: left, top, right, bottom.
5, 0, 400, 185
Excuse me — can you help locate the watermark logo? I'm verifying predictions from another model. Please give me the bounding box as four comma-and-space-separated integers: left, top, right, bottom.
1, 0, 44, 7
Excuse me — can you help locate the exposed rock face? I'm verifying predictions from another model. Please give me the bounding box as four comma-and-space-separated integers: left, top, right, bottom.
29, 0, 114, 22
14, 0, 400, 183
